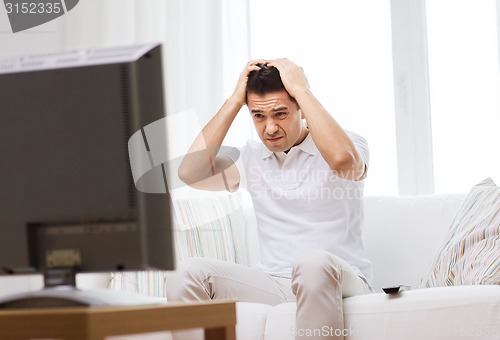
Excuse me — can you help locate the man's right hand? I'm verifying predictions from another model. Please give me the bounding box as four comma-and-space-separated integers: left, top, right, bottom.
230, 59, 267, 106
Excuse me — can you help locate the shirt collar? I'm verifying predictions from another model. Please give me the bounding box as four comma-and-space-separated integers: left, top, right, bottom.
261, 132, 318, 159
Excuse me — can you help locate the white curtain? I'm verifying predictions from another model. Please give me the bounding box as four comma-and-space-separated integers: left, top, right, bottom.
61, 0, 250, 132
1, 0, 252, 147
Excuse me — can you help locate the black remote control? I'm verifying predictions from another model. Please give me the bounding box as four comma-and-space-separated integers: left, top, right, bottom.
382, 285, 411, 294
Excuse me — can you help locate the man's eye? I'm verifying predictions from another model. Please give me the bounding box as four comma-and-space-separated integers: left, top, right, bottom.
276, 112, 287, 118
254, 114, 264, 119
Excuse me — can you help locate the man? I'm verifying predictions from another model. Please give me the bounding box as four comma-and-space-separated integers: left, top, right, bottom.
167, 59, 373, 340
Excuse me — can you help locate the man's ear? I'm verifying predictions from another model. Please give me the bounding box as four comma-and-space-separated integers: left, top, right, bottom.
300, 110, 308, 128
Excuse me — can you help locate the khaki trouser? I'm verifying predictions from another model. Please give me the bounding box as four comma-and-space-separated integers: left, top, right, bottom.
165, 249, 373, 340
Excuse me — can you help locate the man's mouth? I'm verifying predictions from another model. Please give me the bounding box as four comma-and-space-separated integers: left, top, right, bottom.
266, 136, 283, 142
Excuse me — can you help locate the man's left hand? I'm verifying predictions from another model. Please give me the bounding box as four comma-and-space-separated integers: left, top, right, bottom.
267, 58, 310, 98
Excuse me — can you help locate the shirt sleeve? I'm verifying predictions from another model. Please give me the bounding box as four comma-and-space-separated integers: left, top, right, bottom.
346, 130, 370, 181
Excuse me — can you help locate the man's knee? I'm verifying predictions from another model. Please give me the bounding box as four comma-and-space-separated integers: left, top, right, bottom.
293, 249, 343, 275
165, 257, 213, 301
292, 250, 342, 292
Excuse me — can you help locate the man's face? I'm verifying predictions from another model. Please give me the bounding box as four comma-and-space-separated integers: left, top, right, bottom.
247, 90, 308, 153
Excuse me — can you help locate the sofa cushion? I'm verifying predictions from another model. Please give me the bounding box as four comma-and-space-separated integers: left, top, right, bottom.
420, 178, 500, 287
264, 302, 296, 340
343, 285, 500, 339
236, 302, 273, 340
243, 286, 500, 340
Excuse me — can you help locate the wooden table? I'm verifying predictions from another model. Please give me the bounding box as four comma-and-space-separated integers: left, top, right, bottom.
0, 300, 236, 340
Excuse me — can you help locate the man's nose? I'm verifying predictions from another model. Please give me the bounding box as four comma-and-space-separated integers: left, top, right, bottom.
265, 121, 279, 135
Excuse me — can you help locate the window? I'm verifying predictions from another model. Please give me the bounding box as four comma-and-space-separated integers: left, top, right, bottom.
426, 0, 500, 193
250, 0, 500, 195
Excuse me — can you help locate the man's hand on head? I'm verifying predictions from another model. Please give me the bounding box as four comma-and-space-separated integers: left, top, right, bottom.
230, 59, 267, 107
267, 58, 310, 99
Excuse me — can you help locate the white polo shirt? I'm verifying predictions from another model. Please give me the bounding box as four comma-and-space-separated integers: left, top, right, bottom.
233, 131, 373, 282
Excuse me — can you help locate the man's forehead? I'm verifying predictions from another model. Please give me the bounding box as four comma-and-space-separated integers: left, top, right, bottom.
247, 91, 295, 111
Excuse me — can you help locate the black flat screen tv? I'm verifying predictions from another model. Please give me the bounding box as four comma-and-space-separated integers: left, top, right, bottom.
0, 43, 175, 307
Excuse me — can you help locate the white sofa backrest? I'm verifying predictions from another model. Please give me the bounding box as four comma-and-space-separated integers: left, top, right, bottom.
363, 194, 466, 292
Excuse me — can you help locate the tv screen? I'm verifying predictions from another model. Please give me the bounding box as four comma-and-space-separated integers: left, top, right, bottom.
0, 43, 175, 282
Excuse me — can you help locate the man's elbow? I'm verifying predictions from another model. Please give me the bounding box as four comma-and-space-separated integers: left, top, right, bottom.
177, 159, 204, 185
178, 163, 191, 185
330, 152, 364, 180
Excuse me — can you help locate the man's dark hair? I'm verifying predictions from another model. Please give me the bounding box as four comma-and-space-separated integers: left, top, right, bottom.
246, 64, 286, 96
246, 64, 298, 106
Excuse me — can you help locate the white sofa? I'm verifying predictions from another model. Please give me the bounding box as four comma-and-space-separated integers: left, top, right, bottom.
232, 193, 500, 340
2, 193, 499, 339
